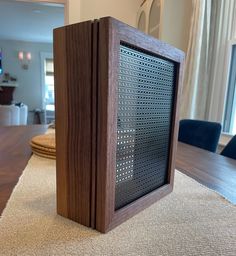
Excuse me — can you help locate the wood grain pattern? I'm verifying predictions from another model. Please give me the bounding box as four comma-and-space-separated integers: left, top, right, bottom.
54, 21, 93, 226
0, 125, 47, 215
54, 26, 68, 218
95, 17, 185, 232
96, 17, 117, 233
167, 60, 185, 188
91, 19, 99, 229
176, 142, 236, 204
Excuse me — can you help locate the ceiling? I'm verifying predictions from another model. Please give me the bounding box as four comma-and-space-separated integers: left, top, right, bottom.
0, 0, 64, 43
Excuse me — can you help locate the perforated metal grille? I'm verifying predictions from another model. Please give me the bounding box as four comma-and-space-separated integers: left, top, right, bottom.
115, 44, 176, 210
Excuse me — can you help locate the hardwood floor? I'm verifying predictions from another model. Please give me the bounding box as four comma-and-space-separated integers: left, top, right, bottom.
0, 125, 47, 215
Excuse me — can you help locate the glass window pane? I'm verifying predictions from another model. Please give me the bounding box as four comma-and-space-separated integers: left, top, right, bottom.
223, 44, 236, 134
43, 58, 55, 124
45, 58, 54, 73
0, 48, 2, 75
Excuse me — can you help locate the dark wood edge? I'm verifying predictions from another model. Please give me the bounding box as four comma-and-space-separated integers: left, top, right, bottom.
107, 17, 185, 63
96, 17, 113, 232
91, 19, 99, 229
96, 17, 185, 233
167, 60, 185, 187
96, 17, 121, 232
54, 27, 69, 218
108, 185, 173, 232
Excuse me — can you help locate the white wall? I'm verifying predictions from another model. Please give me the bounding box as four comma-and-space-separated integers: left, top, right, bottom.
69, 0, 143, 27
0, 40, 52, 122
68, 0, 192, 52
161, 0, 193, 52
68, 0, 81, 24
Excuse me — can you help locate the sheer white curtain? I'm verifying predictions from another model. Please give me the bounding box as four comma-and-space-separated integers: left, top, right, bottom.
207, 0, 236, 122
181, 0, 236, 121
181, 0, 211, 119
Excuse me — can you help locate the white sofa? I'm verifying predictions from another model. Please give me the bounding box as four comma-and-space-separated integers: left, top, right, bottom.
19, 104, 28, 125
0, 104, 28, 126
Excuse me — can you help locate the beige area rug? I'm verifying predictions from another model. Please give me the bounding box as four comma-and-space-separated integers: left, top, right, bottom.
0, 156, 236, 256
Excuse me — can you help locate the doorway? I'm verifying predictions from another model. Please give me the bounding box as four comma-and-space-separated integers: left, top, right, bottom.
0, 0, 66, 124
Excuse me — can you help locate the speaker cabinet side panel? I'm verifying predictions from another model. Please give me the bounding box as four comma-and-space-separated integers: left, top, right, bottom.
54, 21, 94, 227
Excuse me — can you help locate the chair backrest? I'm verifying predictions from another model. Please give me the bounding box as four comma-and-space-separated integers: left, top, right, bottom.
221, 135, 236, 160
178, 119, 222, 152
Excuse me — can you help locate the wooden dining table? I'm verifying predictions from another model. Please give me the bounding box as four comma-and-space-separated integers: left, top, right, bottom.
0, 125, 236, 215
0, 125, 47, 214
176, 142, 236, 204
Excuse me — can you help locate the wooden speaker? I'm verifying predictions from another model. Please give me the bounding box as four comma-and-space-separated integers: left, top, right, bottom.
54, 17, 184, 233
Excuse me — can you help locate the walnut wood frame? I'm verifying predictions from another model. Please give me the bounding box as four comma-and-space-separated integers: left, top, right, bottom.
54, 17, 184, 233
96, 18, 184, 232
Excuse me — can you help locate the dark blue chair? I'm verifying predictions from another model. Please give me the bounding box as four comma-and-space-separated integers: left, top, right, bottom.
178, 119, 222, 152
221, 135, 236, 160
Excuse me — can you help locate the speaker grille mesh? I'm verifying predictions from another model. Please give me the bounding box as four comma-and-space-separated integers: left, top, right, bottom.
115, 44, 176, 210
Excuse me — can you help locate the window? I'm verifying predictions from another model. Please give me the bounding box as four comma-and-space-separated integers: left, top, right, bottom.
137, 0, 162, 39
148, 0, 161, 38
223, 42, 236, 134
40, 52, 55, 124
137, 11, 146, 33
44, 58, 54, 112
0, 48, 2, 75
